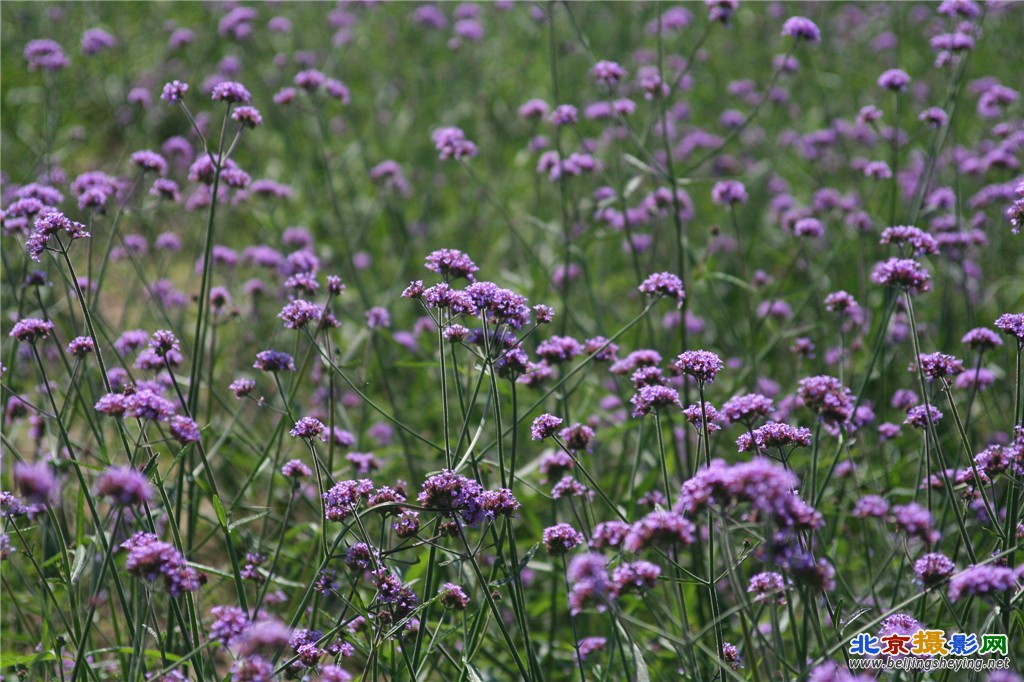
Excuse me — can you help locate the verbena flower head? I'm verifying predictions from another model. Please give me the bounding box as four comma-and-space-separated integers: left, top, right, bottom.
25, 38, 69, 70
612, 561, 661, 595
425, 249, 478, 281
232, 106, 263, 128
281, 459, 312, 478
323, 479, 374, 522
880, 225, 939, 256
638, 272, 685, 308
417, 470, 485, 526
737, 422, 812, 452
130, 150, 168, 175
912, 352, 965, 381
432, 127, 477, 160
623, 510, 697, 552
630, 385, 681, 417
711, 180, 748, 206
121, 532, 201, 596
66, 336, 94, 357
161, 80, 189, 103
721, 393, 775, 425
781, 16, 820, 42
543, 523, 584, 555
961, 327, 1002, 351
672, 350, 724, 384
677, 458, 822, 530
254, 350, 296, 372
96, 466, 153, 506
748, 572, 787, 605
278, 300, 322, 329
531, 413, 563, 440
9, 318, 54, 343
797, 376, 854, 428
948, 564, 1018, 602
290, 417, 327, 441
438, 583, 471, 610
904, 404, 943, 429
14, 461, 58, 505
211, 81, 252, 104
706, 0, 739, 24
994, 313, 1024, 343
878, 68, 911, 92
170, 416, 201, 444
914, 552, 955, 588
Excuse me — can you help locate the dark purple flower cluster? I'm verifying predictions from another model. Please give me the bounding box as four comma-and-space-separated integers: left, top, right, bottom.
736, 422, 812, 452
912, 352, 965, 381
948, 564, 1018, 602
424, 249, 478, 281
25, 210, 90, 261
121, 532, 202, 596
797, 375, 855, 429
677, 458, 823, 530
672, 350, 724, 384
638, 272, 685, 308
96, 466, 153, 506
630, 385, 681, 417
721, 393, 775, 425
871, 258, 932, 294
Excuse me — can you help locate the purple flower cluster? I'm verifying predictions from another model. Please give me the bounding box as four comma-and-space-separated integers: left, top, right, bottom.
677, 458, 823, 531
120, 532, 202, 596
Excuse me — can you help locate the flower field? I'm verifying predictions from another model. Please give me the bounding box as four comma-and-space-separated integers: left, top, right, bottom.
2, 2, 1024, 680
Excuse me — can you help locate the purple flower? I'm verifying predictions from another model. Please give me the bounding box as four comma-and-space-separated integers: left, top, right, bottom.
130, 150, 168, 176
281, 459, 312, 478
518, 99, 550, 119
66, 336, 95, 357
737, 422, 812, 452
254, 350, 295, 372
9, 318, 54, 343
797, 376, 854, 428
14, 461, 58, 505
543, 523, 585, 555
914, 552, 956, 588
630, 385, 681, 417
170, 416, 201, 444
232, 106, 263, 128
209, 605, 249, 647
278, 300, 322, 329
781, 16, 820, 42
612, 561, 661, 595
230, 378, 256, 398
904, 404, 943, 429
161, 80, 189, 103
125, 390, 176, 422
912, 352, 965, 381
418, 470, 485, 526
994, 313, 1024, 343
323, 479, 374, 522
639, 272, 685, 307
121, 532, 201, 596
536, 335, 583, 364
721, 393, 775, 425
344, 543, 379, 572
879, 225, 939, 256
592, 60, 627, 86
438, 583, 471, 610
677, 458, 822, 530
852, 495, 890, 518
711, 180, 748, 206
96, 467, 153, 506
624, 510, 697, 552
567, 552, 611, 614
290, 417, 326, 441
891, 503, 940, 544
211, 81, 252, 104
549, 104, 578, 127
706, 0, 739, 24
878, 68, 911, 92
432, 127, 477, 160
672, 350, 724, 384
531, 414, 564, 441
25, 39, 69, 71
365, 307, 391, 329
748, 572, 787, 605
948, 564, 1018, 602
